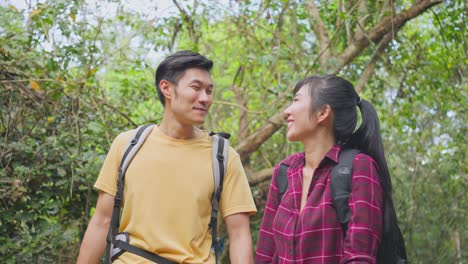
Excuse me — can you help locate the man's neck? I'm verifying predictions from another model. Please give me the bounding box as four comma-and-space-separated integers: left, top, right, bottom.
159, 118, 202, 140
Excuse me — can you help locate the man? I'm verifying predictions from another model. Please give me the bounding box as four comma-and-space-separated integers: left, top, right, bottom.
77, 50, 257, 263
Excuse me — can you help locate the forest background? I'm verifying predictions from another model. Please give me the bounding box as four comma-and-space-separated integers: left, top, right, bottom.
0, 0, 466, 263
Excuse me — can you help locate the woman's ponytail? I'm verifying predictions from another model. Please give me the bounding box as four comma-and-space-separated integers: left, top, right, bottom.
295, 74, 404, 263
349, 98, 392, 193
349, 98, 394, 203
349, 99, 403, 263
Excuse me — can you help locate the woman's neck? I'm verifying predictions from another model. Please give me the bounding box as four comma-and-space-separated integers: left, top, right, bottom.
302, 129, 335, 169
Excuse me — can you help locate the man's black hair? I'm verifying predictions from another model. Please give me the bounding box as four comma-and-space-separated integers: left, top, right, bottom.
155, 50, 213, 107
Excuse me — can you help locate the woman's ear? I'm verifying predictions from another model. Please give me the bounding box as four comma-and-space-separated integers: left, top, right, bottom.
317, 105, 332, 124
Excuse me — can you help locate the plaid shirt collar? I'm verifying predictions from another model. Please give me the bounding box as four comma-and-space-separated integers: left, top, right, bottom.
289, 145, 342, 168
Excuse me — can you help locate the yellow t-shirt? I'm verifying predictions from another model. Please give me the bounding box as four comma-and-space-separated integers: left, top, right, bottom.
94, 126, 257, 263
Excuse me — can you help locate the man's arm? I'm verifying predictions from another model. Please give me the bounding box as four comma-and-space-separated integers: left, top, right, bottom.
76, 191, 114, 264
225, 213, 253, 264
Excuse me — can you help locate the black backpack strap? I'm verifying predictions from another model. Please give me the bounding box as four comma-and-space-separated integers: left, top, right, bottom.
114, 239, 177, 264
332, 149, 408, 263
276, 164, 289, 203
330, 148, 360, 234
114, 124, 155, 223
106, 124, 176, 264
209, 132, 229, 264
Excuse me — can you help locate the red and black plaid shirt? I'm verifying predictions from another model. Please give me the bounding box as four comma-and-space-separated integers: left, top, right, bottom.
255, 146, 383, 264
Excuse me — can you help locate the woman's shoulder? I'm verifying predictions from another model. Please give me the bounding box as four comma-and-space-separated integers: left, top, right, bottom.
352, 152, 380, 175
353, 152, 377, 164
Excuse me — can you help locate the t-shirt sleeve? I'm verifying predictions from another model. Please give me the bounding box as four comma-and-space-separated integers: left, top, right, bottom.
94, 131, 131, 196
219, 148, 257, 218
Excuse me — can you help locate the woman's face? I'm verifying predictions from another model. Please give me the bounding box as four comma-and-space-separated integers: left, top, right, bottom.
283, 86, 319, 142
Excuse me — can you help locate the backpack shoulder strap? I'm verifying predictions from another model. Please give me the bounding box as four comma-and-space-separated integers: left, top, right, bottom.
330, 148, 360, 233
210, 133, 229, 205
111, 124, 154, 231
276, 163, 289, 203
106, 124, 155, 263
209, 132, 229, 264
119, 124, 155, 178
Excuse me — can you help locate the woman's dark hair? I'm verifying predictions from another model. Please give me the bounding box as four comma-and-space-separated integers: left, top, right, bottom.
294, 75, 404, 263
155, 50, 213, 107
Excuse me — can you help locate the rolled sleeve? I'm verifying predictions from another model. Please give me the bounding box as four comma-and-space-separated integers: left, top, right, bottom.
255, 164, 280, 263
341, 154, 384, 264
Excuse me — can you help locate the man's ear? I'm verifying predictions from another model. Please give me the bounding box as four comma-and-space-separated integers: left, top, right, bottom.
317, 105, 332, 124
159, 80, 172, 100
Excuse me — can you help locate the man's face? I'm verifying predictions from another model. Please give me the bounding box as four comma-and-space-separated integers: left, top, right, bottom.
167, 68, 213, 126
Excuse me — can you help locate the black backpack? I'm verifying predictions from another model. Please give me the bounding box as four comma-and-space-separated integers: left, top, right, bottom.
105, 124, 230, 264
276, 149, 408, 264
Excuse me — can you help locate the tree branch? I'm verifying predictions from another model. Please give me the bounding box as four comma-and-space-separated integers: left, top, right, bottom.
172, 0, 200, 47
355, 31, 394, 92
234, 0, 442, 164
303, 0, 361, 76
101, 102, 137, 127
235, 106, 287, 164
169, 22, 182, 52
246, 167, 274, 186
341, 0, 353, 45
334, 0, 442, 73
231, 66, 249, 140
305, 1, 331, 65
353, 0, 369, 41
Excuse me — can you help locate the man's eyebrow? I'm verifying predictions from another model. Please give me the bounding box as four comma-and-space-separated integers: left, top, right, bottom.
190, 79, 214, 87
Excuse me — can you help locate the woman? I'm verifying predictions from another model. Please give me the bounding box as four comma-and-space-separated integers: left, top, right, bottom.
255, 75, 403, 263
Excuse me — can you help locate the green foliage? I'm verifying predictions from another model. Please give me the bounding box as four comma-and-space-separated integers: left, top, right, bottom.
0, 0, 465, 263
360, 2, 467, 262
0, 2, 134, 261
